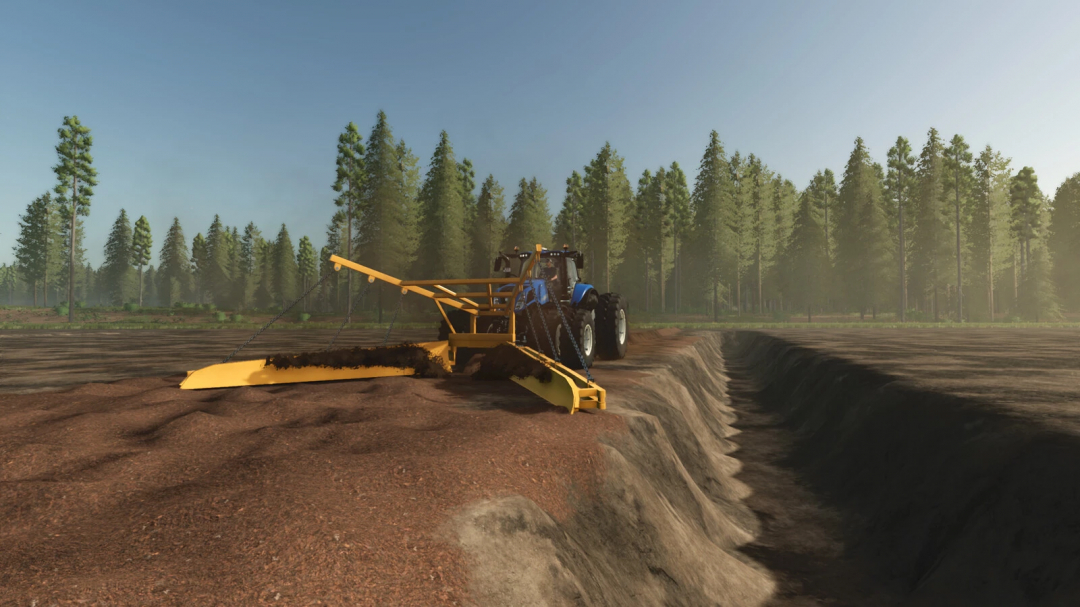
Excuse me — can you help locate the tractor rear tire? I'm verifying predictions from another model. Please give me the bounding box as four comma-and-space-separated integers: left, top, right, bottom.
560, 307, 596, 370
596, 293, 628, 360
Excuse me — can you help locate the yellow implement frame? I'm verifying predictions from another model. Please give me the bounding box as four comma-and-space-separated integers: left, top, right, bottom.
179, 245, 606, 414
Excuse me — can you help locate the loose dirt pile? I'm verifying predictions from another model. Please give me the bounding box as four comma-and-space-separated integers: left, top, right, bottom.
0, 372, 622, 605
470, 343, 553, 382
726, 331, 1080, 605
267, 343, 448, 378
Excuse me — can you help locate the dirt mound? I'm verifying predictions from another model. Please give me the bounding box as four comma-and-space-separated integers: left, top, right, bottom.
726, 331, 1080, 605
470, 343, 553, 383
452, 331, 776, 606
266, 342, 448, 377
0, 373, 623, 605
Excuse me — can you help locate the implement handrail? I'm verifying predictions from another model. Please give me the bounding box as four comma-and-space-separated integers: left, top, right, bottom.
329, 246, 543, 318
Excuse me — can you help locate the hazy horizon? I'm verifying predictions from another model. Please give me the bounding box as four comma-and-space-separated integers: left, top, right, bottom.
3, 0, 1078, 267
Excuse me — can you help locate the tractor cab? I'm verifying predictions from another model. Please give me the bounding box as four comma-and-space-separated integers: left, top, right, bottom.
494, 247, 584, 302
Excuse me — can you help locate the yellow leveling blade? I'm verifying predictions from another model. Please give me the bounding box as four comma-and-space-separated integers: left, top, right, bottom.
180, 341, 452, 390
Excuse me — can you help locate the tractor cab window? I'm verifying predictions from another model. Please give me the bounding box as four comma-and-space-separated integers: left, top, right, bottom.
532, 257, 560, 282
565, 258, 579, 292
533, 256, 573, 299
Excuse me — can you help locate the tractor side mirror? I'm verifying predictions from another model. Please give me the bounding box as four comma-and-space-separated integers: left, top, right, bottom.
493, 257, 506, 273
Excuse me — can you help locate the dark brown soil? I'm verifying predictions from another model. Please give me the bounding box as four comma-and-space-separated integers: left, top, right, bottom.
267, 343, 449, 378
470, 343, 553, 383
0, 373, 625, 606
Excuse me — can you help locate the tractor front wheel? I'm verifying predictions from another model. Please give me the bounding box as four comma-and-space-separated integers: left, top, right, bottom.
596, 293, 628, 360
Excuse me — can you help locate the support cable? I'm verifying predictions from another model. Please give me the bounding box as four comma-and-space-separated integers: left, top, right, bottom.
325, 279, 372, 351
381, 289, 406, 346
222, 270, 332, 364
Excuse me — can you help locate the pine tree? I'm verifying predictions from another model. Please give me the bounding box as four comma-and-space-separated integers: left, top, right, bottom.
158, 218, 191, 306
255, 238, 275, 310
689, 131, 735, 319
323, 212, 346, 312
780, 185, 830, 318
1018, 244, 1061, 321
52, 116, 97, 322
618, 170, 652, 309
626, 166, 676, 312
359, 112, 419, 321
469, 175, 507, 277
910, 128, 951, 320
729, 152, 750, 312
14, 194, 50, 306
459, 158, 477, 269
55, 205, 86, 306
236, 223, 262, 312
415, 131, 466, 278
190, 233, 208, 305
943, 134, 974, 321
1, 264, 18, 305
43, 195, 65, 306
297, 235, 317, 312
1049, 173, 1080, 310
102, 209, 134, 305
553, 171, 585, 251
332, 122, 364, 317
834, 137, 893, 316
143, 265, 158, 307
1010, 167, 1044, 288
665, 162, 692, 314
131, 215, 152, 306
204, 215, 231, 306
766, 176, 798, 310
970, 146, 1013, 319
886, 136, 916, 320
744, 156, 776, 313
582, 143, 631, 292
318, 245, 335, 312
225, 226, 241, 309
272, 224, 298, 309
503, 178, 553, 253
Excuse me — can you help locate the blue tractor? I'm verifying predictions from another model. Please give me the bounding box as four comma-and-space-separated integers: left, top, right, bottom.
438, 246, 628, 370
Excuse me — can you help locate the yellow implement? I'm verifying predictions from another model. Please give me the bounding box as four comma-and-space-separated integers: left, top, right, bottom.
180, 341, 452, 390
179, 245, 606, 414
509, 345, 605, 413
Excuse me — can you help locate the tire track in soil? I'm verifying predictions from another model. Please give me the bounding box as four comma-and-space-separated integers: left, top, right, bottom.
724, 359, 902, 607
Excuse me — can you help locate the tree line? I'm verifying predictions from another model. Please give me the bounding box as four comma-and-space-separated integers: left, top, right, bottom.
8, 114, 1080, 322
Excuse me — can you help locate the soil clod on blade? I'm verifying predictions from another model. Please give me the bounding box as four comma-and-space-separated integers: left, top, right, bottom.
471, 343, 553, 383
266, 343, 449, 378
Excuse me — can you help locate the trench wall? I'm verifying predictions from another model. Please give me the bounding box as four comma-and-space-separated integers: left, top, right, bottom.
727, 331, 1080, 606
452, 331, 776, 606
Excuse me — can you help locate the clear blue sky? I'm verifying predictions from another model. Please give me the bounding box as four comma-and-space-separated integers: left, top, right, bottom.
2, 0, 1078, 267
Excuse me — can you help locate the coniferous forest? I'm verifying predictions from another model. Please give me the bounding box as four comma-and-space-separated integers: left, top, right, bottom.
8, 113, 1080, 323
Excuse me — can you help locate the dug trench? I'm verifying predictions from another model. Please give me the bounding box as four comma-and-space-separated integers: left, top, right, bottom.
721, 330, 1080, 606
